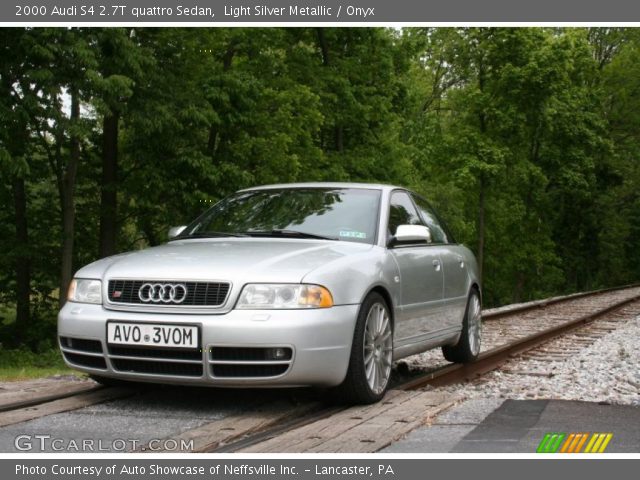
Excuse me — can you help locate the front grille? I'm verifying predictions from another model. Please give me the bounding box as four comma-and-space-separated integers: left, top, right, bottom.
107, 344, 203, 377
59, 336, 103, 353
211, 364, 289, 378
63, 351, 107, 370
107, 280, 230, 306
112, 359, 203, 377
109, 345, 202, 361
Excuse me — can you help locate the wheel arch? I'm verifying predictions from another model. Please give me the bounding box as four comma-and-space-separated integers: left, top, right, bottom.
470, 282, 482, 306
365, 285, 395, 331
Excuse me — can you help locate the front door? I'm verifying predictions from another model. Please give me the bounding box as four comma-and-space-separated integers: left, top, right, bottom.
387, 191, 445, 344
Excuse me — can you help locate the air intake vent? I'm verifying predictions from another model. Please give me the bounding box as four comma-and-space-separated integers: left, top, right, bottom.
211, 364, 289, 378
112, 359, 203, 377
207, 346, 293, 378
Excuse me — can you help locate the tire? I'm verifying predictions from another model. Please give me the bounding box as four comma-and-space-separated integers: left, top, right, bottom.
442, 288, 482, 363
89, 374, 137, 388
330, 292, 393, 404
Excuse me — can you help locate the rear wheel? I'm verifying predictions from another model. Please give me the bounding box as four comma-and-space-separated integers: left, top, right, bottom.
442, 289, 482, 363
331, 292, 393, 404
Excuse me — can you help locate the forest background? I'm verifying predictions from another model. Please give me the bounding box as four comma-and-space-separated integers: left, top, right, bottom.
2, 28, 639, 374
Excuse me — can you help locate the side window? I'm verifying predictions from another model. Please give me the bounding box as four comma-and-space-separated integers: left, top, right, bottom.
388, 191, 423, 238
412, 195, 449, 244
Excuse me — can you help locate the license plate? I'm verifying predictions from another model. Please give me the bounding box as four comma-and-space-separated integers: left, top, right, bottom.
107, 322, 198, 348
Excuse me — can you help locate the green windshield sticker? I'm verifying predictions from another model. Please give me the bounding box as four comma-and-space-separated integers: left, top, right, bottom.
339, 230, 367, 239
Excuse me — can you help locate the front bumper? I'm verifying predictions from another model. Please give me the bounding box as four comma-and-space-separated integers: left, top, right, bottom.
57, 303, 359, 387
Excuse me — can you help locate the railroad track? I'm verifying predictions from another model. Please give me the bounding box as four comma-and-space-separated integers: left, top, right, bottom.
2, 283, 639, 452
0, 383, 137, 428
0, 382, 100, 414
400, 287, 640, 389
480, 282, 640, 320
393, 282, 640, 383
0, 374, 146, 429
204, 283, 640, 453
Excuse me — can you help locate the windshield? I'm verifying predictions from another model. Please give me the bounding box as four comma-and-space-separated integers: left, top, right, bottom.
181, 188, 381, 245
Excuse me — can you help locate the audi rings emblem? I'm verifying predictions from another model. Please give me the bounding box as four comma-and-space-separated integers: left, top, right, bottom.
138, 283, 188, 304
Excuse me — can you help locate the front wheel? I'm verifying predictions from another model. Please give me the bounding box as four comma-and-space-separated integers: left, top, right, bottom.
89, 374, 138, 388
331, 292, 393, 404
442, 289, 482, 363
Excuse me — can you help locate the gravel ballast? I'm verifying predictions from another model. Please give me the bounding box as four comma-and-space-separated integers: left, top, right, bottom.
432, 313, 640, 406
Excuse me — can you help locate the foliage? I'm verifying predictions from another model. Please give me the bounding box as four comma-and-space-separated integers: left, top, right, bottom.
1, 27, 640, 350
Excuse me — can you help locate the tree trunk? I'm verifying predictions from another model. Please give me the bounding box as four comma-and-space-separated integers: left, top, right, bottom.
513, 272, 525, 303
476, 114, 487, 282
141, 219, 159, 247
477, 176, 485, 282
13, 177, 30, 334
2, 74, 31, 333
316, 28, 345, 152
316, 28, 330, 66
207, 43, 235, 160
476, 56, 487, 283
99, 112, 119, 258
59, 90, 81, 308
207, 126, 218, 157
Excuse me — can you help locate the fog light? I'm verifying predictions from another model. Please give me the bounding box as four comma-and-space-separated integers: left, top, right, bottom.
269, 348, 288, 360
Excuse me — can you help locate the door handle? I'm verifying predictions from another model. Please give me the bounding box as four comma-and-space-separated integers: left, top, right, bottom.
432, 259, 441, 271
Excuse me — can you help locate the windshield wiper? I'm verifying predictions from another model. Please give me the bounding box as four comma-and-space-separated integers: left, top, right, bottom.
178, 231, 248, 239
243, 229, 339, 241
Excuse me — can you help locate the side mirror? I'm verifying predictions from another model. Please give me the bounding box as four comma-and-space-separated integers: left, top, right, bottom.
168, 225, 187, 239
389, 224, 431, 247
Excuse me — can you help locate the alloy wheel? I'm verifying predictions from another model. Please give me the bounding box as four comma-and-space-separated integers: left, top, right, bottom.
468, 293, 482, 356
363, 302, 393, 395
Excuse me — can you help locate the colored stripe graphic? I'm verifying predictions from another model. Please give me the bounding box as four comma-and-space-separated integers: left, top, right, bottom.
536, 433, 566, 453
597, 433, 613, 453
584, 433, 614, 453
574, 433, 589, 453
567, 433, 582, 453
536, 433, 552, 453
538, 433, 613, 453
559, 433, 575, 453
549, 433, 566, 453
584, 433, 599, 453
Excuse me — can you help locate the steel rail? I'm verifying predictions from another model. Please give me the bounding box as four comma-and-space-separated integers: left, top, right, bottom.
0, 385, 104, 413
482, 282, 640, 320
401, 292, 640, 389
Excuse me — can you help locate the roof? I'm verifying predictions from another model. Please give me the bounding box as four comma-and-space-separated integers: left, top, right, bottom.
239, 182, 399, 192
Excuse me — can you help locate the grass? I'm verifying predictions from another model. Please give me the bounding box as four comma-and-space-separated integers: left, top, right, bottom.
0, 347, 82, 382
0, 367, 82, 382
1, 301, 82, 381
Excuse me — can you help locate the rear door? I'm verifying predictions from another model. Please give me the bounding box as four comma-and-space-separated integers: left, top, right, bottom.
387, 191, 445, 344
412, 194, 469, 328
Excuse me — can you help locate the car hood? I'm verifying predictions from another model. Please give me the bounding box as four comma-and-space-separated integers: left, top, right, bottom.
77, 238, 374, 284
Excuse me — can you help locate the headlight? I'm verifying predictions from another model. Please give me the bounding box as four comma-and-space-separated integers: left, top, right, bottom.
236, 284, 333, 309
67, 279, 102, 304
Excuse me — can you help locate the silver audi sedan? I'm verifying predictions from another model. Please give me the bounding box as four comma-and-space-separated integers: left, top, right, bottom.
58, 183, 481, 403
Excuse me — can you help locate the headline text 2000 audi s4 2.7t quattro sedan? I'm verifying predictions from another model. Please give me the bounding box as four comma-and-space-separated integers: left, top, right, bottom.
58, 183, 481, 403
